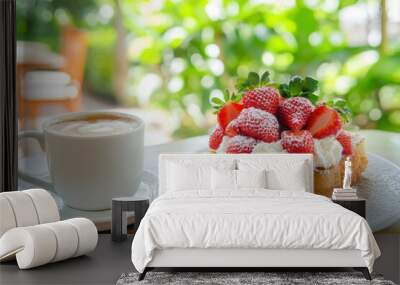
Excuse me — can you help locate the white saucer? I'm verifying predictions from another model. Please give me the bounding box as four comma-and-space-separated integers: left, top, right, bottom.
47, 170, 158, 230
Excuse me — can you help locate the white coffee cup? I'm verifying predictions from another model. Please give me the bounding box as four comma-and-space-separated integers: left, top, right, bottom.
18, 111, 144, 210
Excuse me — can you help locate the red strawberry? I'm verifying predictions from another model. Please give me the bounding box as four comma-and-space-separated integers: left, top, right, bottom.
279, 97, 314, 131
336, 130, 352, 155
281, 130, 314, 153
306, 105, 342, 139
226, 135, 257, 153
243, 86, 281, 115
225, 119, 239, 137
217, 102, 243, 130
230, 107, 279, 143
209, 125, 224, 151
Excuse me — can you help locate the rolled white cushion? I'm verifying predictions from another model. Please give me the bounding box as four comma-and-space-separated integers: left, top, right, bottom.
0, 189, 59, 237
24, 189, 60, 224
42, 221, 79, 262
0, 196, 17, 237
0, 218, 97, 269
0, 226, 57, 269
0, 192, 39, 227
65, 218, 98, 257
24, 71, 71, 87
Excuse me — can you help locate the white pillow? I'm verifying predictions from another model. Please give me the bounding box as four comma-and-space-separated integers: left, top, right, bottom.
167, 160, 235, 191
168, 163, 209, 191
267, 167, 307, 191
237, 158, 309, 191
211, 168, 236, 190
236, 169, 267, 189
211, 169, 267, 191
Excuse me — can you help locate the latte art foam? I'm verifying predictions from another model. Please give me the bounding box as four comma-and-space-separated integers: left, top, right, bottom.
49, 119, 137, 137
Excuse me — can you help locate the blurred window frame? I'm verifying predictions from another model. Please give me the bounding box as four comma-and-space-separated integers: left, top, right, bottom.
0, 0, 17, 192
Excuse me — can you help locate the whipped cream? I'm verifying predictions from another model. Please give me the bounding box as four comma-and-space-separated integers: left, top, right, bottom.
252, 140, 286, 153
218, 132, 361, 170
217, 136, 231, 153
313, 136, 343, 169
351, 132, 364, 147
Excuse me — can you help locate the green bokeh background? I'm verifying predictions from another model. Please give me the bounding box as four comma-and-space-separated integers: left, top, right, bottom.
16, 0, 400, 138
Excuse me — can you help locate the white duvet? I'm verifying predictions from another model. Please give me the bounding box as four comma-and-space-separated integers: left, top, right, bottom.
131, 190, 380, 273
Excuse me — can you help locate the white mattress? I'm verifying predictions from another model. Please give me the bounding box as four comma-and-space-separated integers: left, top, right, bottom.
131, 190, 380, 273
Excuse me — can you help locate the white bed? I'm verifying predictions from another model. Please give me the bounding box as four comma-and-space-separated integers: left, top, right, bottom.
131, 154, 380, 280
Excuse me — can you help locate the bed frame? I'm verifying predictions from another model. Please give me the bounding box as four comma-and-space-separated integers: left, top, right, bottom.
140, 248, 371, 280
139, 154, 371, 281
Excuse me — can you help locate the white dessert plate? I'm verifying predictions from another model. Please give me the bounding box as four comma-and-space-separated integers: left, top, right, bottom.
57, 170, 157, 219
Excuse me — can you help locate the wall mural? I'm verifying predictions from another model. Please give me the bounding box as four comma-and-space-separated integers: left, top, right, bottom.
11, 0, 400, 282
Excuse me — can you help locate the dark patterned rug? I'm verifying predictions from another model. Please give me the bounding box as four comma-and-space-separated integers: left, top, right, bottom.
116, 272, 396, 285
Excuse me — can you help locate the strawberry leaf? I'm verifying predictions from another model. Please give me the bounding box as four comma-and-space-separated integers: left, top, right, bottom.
237, 70, 274, 92
331, 97, 346, 107
303, 77, 318, 92
232, 93, 242, 102
326, 98, 352, 123
211, 97, 224, 106
278, 83, 290, 98
336, 107, 352, 123
260, 71, 270, 85
223, 90, 230, 102
303, 92, 319, 104
237, 79, 249, 92
248, 72, 260, 86
289, 76, 303, 96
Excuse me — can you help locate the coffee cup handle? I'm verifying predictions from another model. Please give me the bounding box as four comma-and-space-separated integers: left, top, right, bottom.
18, 131, 54, 191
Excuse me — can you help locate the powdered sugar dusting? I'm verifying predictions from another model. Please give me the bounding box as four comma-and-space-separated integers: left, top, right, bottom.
252, 140, 286, 153
281, 130, 314, 153
280, 97, 314, 130
225, 119, 239, 136
234, 107, 279, 143
243, 87, 281, 114
226, 135, 258, 153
